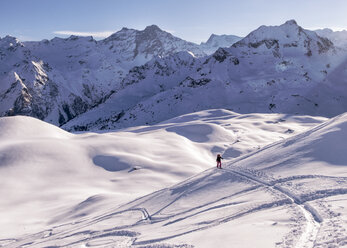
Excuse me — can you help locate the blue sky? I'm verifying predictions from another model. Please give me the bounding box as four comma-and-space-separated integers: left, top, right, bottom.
1, 0, 346, 43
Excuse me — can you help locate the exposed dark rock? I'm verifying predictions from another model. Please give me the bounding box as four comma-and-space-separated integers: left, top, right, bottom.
317, 37, 334, 54
58, 111, 66, 125
269, 103, 276, 110
249, 39, 279, 49
62, 103, 73, 120
213, 48, 229, 63
71, 97, 89, 115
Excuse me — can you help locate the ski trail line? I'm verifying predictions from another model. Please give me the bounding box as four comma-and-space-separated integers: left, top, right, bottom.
222, 167, 321, 248
134, 207, 151, 221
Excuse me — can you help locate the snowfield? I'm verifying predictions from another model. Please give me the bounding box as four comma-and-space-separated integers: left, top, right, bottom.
1, 109, 346, 247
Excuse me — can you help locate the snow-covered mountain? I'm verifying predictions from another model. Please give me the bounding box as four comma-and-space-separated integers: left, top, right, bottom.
2, 20, 347, 131
0, 35, 111, 125
200, 33, 242, 54
63, 51, 200, 131
64, 20, 347, 131
101, 25, 207, 63
315, 28, 347, 49
1, 25, 238, 126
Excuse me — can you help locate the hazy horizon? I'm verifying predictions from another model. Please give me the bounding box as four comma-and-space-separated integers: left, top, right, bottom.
1, 0, 346, 43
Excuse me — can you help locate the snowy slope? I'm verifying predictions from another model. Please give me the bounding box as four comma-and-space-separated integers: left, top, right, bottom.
0, 110, 327, 245
2, 111, 346, 247
116, 112, 347, 247
64, 20, 347, 131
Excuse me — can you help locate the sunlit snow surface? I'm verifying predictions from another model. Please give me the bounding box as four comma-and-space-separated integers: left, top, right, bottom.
0, 109, 346, 247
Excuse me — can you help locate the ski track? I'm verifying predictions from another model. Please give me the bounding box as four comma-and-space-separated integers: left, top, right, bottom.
222, 167, 321, 248
4, 167, 347, 247
3, 208, 150, 248
130, 165, 324, 247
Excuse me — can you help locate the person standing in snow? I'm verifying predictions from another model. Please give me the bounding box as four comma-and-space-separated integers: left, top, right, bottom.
216, 154, 223, 169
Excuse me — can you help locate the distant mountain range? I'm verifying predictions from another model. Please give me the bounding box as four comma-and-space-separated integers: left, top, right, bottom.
63, 20, 347, 131
0, 25, 240, 126
315, 28, 347, 49
1, 20, 347, 131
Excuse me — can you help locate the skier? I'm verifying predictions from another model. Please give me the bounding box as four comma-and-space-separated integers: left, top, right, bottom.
216, 154, 223, 169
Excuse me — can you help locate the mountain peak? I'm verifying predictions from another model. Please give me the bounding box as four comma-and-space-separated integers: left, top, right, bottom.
0, 35, 23, 48
103, 27, 136, 42
233, 19, 335, 57
68, 35, 79, 40
241, 19, 307, 43
205, 34, 218, 43
66, 35, 95, 42
119, 27, 131, 32
316, 28, 334, 33
283, 19, 298, 26
143, 25, 163, 33
2, 35, 20, 43
204, 34, 242, 46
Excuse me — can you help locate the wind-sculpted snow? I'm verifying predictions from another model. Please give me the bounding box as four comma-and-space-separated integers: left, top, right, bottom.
0, 110, 329, 244
3, 110, 347, 247
0, 115, 72, 139
93, 155, 131, 172
8, 110, 344, 247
